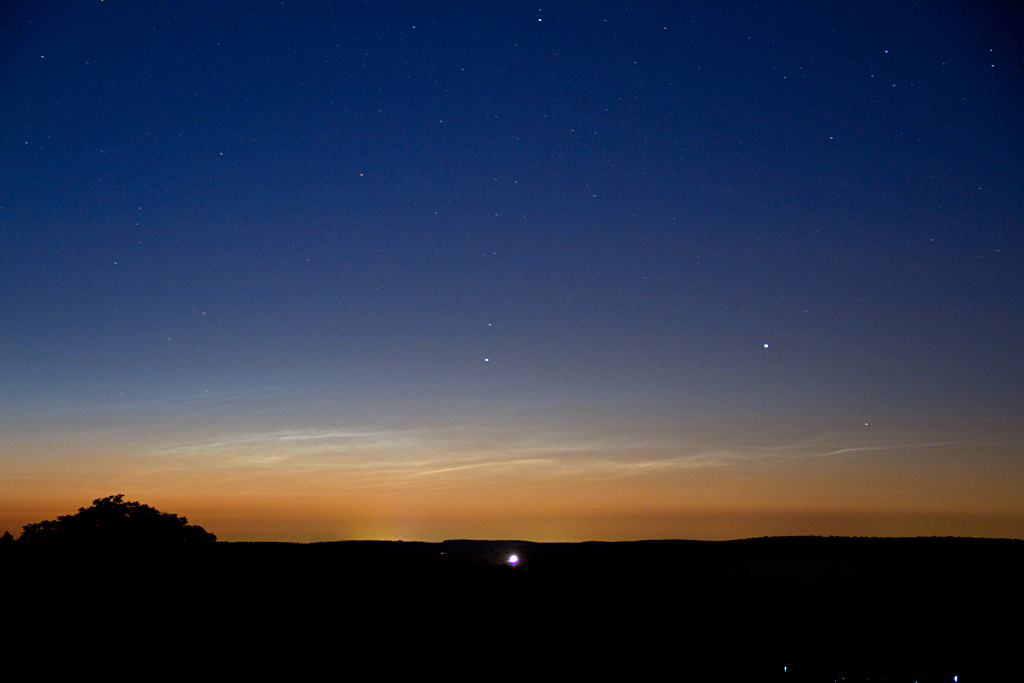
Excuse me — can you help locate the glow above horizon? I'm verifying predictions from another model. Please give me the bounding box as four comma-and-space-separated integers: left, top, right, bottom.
1, 2, 1021, 541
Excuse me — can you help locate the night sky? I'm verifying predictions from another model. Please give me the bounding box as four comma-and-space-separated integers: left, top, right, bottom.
2, 1, 1022, 541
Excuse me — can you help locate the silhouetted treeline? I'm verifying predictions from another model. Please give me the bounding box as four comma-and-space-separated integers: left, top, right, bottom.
9, 494, 215, 546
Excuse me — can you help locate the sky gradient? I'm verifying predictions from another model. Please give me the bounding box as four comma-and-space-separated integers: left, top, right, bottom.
2, 1, 1022, 541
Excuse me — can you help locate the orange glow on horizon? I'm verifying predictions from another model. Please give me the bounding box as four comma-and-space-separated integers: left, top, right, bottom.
3, 414, 1021, 543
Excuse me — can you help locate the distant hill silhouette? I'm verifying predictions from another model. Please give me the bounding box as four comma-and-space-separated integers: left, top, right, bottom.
3, 525, 1019, 679
17, 494, 215, 545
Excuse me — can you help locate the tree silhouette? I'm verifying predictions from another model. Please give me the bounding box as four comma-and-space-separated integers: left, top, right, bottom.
18, 494, 216, 545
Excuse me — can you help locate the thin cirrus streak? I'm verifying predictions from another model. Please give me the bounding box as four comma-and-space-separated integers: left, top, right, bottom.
818, 443, 957, 457
149, 425, 924, 479
414, 459, 554, 477
133, 418, 1024, 496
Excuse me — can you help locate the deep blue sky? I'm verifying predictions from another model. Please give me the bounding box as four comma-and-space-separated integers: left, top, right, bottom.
2, 1, 1022, 540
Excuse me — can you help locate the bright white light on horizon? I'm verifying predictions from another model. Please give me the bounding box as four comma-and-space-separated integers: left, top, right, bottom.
508, 554, 519, 565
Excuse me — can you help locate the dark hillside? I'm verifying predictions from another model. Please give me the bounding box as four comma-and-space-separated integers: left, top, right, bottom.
4, 537, 1018, 680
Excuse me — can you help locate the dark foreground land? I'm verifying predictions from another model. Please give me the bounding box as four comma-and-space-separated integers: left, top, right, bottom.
6, 536, 1020, 680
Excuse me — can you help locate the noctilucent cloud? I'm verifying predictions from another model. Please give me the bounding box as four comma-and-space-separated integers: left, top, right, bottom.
1, 1, 1021, 541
